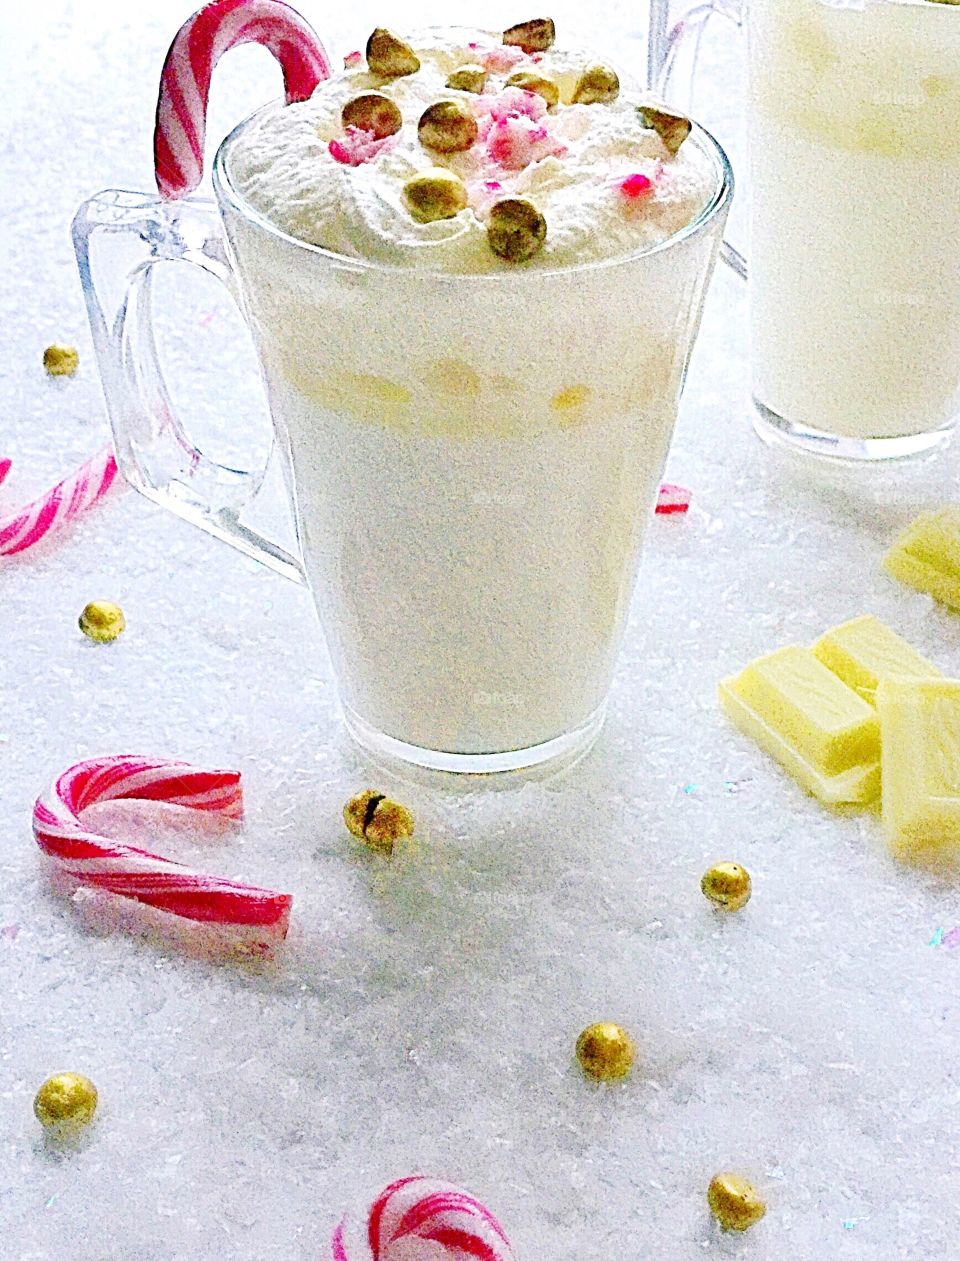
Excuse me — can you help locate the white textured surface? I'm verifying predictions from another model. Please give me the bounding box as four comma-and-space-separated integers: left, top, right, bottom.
4, 4, 960, 1260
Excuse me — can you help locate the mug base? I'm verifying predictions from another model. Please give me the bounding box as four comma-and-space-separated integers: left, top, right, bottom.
752, 397, 956, 463
342, 703, 606, 776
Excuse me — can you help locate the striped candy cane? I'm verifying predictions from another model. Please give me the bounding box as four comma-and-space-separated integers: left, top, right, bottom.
332, 1177, 518, 1261
155, 0, 332, 200
0, 445, 119, 557
33, 756, 292, 945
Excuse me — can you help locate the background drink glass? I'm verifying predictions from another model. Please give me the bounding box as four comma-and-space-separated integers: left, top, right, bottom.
652, 0, 960, 461
74, 104, 732, 773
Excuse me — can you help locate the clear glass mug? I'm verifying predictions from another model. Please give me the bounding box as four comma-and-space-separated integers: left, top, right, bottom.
73, 102, 732, 774
650, 0, 960, 461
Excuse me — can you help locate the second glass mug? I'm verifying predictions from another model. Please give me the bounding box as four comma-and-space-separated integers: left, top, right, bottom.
73, 101, 732, 774
651, 0, 960, 461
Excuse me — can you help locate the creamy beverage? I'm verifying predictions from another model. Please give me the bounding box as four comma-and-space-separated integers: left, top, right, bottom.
749, 0, 960, 448
214, 22, 727, 766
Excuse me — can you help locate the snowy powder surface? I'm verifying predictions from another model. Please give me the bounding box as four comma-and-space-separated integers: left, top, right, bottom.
3, 3, 960, 1259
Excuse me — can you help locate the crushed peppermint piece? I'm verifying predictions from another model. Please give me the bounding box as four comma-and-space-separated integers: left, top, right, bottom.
329, 128, 396, 166
619, 172, 654, 200
343, 50, 363, 68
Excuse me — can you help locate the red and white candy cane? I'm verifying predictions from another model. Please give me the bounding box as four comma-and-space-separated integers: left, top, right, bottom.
332, 1177, 518, 1261
33, 756, 292, 945
155, 0, 332, 199
0, 445, 118, 557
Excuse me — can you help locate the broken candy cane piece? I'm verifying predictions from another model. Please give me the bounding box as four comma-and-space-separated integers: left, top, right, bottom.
33, 756, 292, 947
0, 457, 11, 487
331, 1176, 517, 1260
0, 445, 118, 557
655, 482, 691, 514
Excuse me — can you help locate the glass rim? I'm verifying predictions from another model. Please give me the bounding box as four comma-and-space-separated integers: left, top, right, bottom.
212, 98, 734, 282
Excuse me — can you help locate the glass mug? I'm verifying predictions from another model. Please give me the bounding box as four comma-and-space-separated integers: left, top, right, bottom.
73, 102, 732, 774
650, 0, 960, 461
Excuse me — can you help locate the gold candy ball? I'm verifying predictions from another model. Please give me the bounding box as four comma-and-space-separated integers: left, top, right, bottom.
446, 64, 487, 94
344, 789, 415, 855
505, 71, 560, 108
78, 600, 126, 643
43, 343, 80, 376
575, 1022, 634, 1081
707, 1172, 767, 1232
34, 1072, 98, 1131
366, 28, 420, 80
503, 17, 556, 52
701, 862, 752, 912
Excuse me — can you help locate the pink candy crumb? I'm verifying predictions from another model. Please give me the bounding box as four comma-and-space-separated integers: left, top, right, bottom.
343, 50, 363, 68
656, 483, 692, 514
619, 172, 655, 200
329, 128, 395, 167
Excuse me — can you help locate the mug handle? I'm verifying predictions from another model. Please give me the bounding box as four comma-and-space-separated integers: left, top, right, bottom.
71, 189, 306, 585
648, 0, 748, 280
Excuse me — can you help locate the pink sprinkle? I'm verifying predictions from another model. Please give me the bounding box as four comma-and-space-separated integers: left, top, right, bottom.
328, 128, 395, 167
619, 173, 654, 200
656, 483, 692, 514
343, 50, 362, 68
468, 41, 479, 50
1, 924, 20, 940
483, 180, 502, 191
942, 926, 960, 948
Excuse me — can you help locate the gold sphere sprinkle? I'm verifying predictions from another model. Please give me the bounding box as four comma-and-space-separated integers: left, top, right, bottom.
503, 17, 556, 52
486, 197, 547, 263
43, 344, 79, 377
505, 71, 560, 108
637, 104, 692, 155
403, 169, 469, 223
344, 789, 415, 855
34, 1072, 98, 1131
707, 1172, 767, 1232
572, 63, 620, 105
366, 28, 420, 79
418, 100, 479, 153
78, 600, 126, 643
446, 64, 487, 94
701, 862, 751, 912
341, 92, 402, 139
575, 1022, 634, 1081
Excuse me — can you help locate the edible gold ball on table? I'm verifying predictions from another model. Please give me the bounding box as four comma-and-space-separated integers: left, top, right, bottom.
707, 1172, 767, 1232
34, 1072, 98, 1131
700, 862, 751, 912
78, 600, 126, 643
43, 344, 80, 376
344, 789, 415, 855
575, 1022, 634, 1081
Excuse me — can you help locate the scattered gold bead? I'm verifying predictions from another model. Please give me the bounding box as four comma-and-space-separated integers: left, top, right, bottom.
486, 197, 547, 263
366, 28, 420, 79
503, 17, 556, 52
707, 1173, 767, 1232
418, 100, 478, 154
572, 63, 620, 105
575, 1022, 634, 1081
78, 600, 126, 643
341, 93, 402, 139
446, 64, 487, 94
344, 789, 415, 855
701, 862, 751, 912
637, 104, 692, 155
403, 169, 469, 223
34, 1073, 98, 1131
506, 71, 560, 108
43, 344, 79, 376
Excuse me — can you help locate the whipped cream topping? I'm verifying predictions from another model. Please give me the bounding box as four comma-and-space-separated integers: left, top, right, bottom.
227, 27, 716, 272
